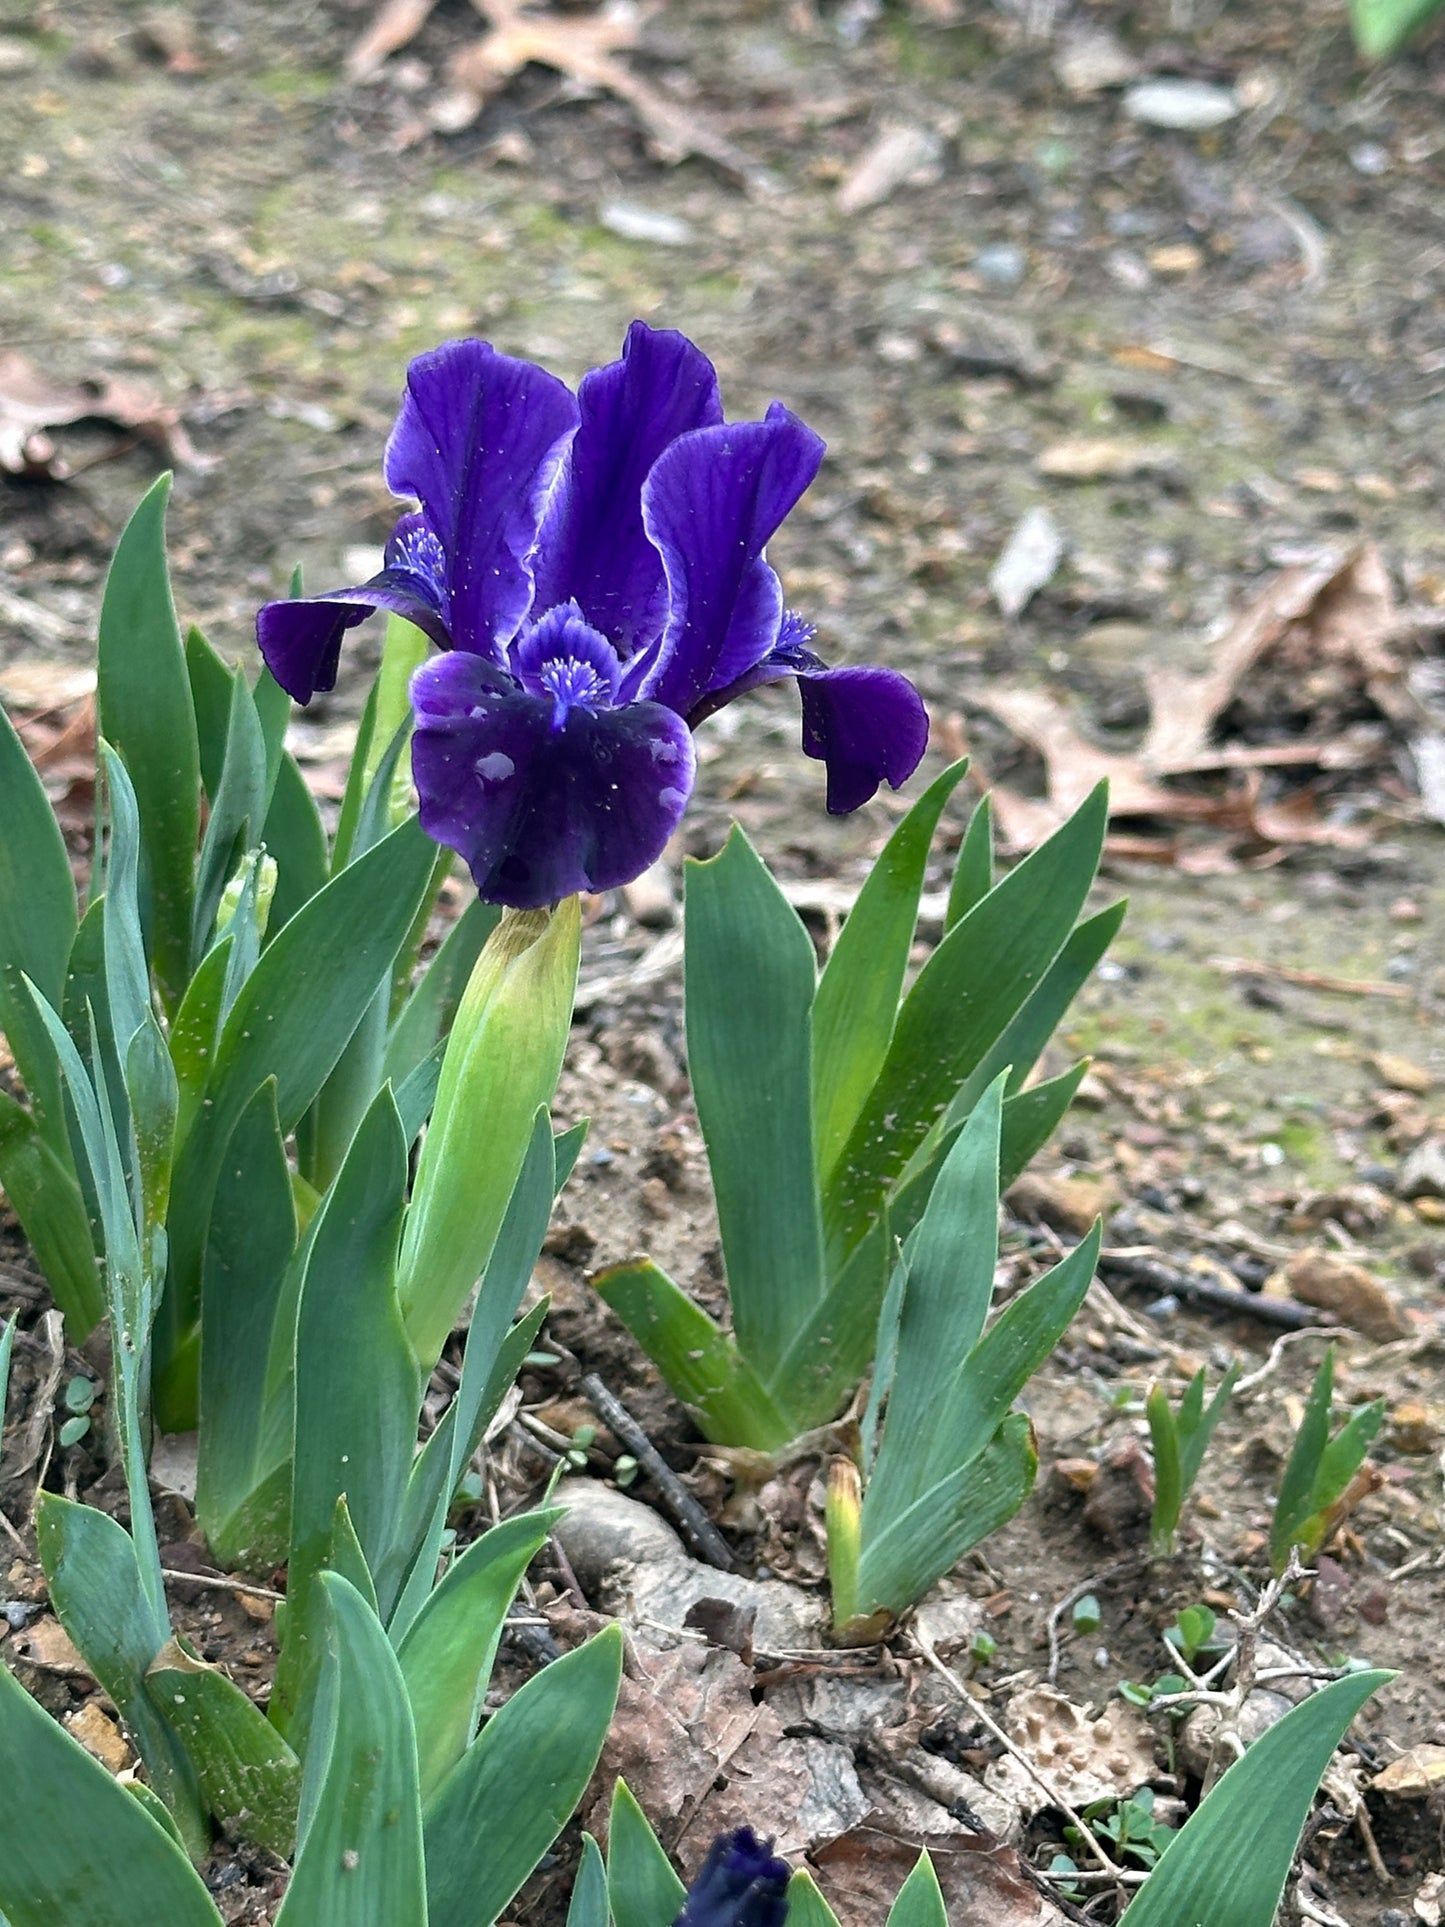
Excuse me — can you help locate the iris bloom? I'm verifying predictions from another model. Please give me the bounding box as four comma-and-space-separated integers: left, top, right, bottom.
673, 1828, 790, 1927
258, 324, 927, 908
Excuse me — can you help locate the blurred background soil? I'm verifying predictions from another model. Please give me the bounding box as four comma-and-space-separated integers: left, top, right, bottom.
1, 2, 1443, 1921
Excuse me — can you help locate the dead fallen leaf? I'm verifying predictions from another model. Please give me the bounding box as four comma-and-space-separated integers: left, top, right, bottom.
0, 350, 202, 477
967, 543, 1425, 858
812, 1822, 1066, 1927
65, 1701, 134, 1774
1142, 545, 1411, 772
968, 683, 1229, 851
1036, 437, 1182, 483
347, 0, 439, 75
583, 1629, 861, 1865
352, 0, 757, 181
1373, 1742, 1445, 1796
836, 121, 943, 214
1276, 1249, 1410, 1342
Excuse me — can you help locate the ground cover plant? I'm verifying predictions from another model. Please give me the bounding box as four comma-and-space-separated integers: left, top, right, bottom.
0, 218, 1433, 1927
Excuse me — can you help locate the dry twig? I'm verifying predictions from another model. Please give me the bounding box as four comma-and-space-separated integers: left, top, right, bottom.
580, 1372, 735, 1572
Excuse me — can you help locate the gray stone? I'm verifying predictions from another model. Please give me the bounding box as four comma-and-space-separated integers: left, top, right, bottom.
1123, 78, 1240, 131
600, 201, 695, 248
1400, 1138, 1445, 1201
553, 1479, 827, 1653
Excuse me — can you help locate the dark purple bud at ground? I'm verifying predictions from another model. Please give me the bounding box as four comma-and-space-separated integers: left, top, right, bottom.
673, 1828, 791, 1927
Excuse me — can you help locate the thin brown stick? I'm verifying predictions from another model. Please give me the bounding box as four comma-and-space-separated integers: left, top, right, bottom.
1207, 956, 1410, 1000
159, 1568, 284, 1604
580, 1372, 736, 1572
1100, 1249, 1327, 1330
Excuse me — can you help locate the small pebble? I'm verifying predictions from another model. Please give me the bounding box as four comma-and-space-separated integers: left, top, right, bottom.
600, 201, 695, 247
973, 243, 1027, 289
1349, 142, 1391, 176
1145, 1295, 1180, 1321
1123, 78, 1239, 131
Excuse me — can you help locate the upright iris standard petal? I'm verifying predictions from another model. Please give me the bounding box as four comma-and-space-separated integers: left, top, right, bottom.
672, 1829, 790, 1927
639, 403, 826, 717
384, 338, 580, 657
533, 322, 723, 655
411, 649, 696, 909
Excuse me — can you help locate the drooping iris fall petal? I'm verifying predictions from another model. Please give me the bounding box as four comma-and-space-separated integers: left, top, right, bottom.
410, 645, 696, 909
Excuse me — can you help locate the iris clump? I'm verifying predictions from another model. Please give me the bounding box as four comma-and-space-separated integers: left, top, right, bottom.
258, 322, 928, 907
673, 1829, 790, 1927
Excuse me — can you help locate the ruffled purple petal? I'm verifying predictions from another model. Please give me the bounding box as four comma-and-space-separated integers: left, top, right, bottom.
410, 651, 695, 908
638, 402, 825, 717
256, 574, 452, 705
796, 662, 930, 812
384, 339, 579, 656
532, 322, 723, 656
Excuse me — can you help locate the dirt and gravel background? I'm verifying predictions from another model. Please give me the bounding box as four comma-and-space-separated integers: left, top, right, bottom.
1, 2, 1444, 1921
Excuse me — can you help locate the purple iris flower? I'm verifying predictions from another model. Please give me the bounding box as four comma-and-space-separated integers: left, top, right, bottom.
257, 323, 928, 909
673, 1828, 790, 1927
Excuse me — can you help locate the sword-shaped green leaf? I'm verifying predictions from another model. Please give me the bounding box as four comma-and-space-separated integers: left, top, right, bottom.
145, 1639, 301, 1856
197, 1078, 297, 1567
159, 813, 435, 1425
684, 827, 824, 1384
96, 475, 199, 1009
382, 1113, 556, 1633
1122, 1670, 1391, 1927
885, 1854, 947, 1927
398, 1508, 559, 1803
0, 1089, 101, 1333
592, 1258, 795, 1452
423, 1626, 622, 1927
0, 700, 75, 1146
276, 1573, 428, 1927
812, 761, 970, 1180
568, 1834, 609, 1927
0, 1658, 221, 1926
824, 782, 1107, 1266
786, 1870, 843, 1927
36, 1495, 207, 1858
274, 1088, 419, 1739
605, 1776, 685, 1927
191, 669, 267, 969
